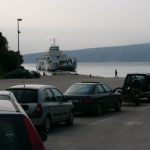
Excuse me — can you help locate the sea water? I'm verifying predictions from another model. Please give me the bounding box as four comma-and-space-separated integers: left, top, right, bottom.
23, 62, 150, 77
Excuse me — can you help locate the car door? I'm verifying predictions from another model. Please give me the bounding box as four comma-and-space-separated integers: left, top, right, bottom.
43, 88, 61, 122
51, 88, 71, 121
97, 84, 110, 110
102, 84, 117, 108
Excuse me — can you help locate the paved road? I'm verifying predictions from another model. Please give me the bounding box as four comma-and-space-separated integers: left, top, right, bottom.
44, 103, 150, 150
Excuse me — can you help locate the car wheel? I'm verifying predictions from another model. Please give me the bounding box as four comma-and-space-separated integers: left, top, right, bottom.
8, 75, 12, 79
66, 111, 74, 126
134, 99, 140, 106
115, 100, 121, 111
96, 104, 103, 116
134, 93, 140, 106
147, 97, 150, 102
43, 116, 51, 133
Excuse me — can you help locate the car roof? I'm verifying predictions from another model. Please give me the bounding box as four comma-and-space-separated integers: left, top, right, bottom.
127, 73, 150, 76
0, 90, 13, 95
75, 81, 101, 85
7, 84, 55, 90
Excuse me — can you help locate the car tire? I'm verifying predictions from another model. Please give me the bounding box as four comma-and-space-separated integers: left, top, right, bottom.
134, 93, 140, 106
115, 100, 121, 111
96, 104, 103, 116
43, 116, 51, 133
8, 75, 13, 79
135, 99, 140, 106
147, 97, 150, 102
66, 111, 74, 126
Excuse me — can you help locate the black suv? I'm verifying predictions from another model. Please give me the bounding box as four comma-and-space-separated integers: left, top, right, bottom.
121, 73, 150, 105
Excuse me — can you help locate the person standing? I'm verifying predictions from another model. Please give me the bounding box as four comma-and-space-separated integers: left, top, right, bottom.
115, 69, 119, 78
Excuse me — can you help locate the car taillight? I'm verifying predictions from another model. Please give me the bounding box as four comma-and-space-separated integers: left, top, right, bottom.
34, 104, 43, 116
82, 97, 94, 104
23, 116, 45, 150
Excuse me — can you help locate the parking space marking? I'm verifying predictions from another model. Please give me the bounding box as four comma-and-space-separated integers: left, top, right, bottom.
88, 118, 112, 126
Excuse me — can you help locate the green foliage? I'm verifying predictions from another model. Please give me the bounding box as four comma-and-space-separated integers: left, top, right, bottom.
0, 32, 8, 51
0, 32, 23, 75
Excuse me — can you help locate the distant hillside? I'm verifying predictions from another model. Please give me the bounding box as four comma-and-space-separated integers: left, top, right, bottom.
23, 43, 150, 63
23, 52, 45, 63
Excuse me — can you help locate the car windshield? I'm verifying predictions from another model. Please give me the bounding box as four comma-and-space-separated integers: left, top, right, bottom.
9, 89, 38, 103
0, 95, 11, 100
65, 84, 94, 95
0, 115, 31, 150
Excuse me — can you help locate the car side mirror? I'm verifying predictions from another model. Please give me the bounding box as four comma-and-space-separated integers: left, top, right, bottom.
57, 96, 68, 102
63, 96, 69, 102
64, 96, 69, 100
45, 97, 55, 102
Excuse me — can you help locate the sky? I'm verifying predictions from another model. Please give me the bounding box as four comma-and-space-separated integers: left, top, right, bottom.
1, 0, 150, 54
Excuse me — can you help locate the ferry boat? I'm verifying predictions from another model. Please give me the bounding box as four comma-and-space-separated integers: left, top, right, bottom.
36, 40, 77, 72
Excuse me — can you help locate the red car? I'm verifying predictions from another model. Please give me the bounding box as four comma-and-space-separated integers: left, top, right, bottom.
0, 99, 46, 150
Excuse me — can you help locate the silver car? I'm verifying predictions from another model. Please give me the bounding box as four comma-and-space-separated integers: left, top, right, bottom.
7, 84, 74, 133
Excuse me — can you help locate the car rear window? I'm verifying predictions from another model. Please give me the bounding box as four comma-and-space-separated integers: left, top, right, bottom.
124, 74, 145, 88
9, 89, 38, 103
65, 84, 94, 95
0, 115, 31, 150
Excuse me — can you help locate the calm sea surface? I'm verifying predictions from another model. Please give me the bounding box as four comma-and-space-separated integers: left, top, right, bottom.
23, 62, 150, 77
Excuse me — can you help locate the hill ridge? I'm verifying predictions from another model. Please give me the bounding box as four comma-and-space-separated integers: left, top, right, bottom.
23, 43, 150, 63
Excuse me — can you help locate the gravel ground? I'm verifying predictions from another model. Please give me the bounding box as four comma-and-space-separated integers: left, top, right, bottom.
0, 74, 124, 93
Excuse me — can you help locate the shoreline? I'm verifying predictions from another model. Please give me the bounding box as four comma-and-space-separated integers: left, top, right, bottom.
0, 74, 125, 93
23, 62, 150, 78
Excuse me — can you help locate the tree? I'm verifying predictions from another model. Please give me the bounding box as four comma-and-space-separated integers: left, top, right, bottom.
0, 32, 8, 51
2, 50, 23, 71
0, 32, 23, 73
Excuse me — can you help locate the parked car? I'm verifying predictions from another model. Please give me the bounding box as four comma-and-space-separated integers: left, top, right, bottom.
0, 90, 17, 101
7, 84, 74, 133
31, 70, 41, 78
0, 99, 46, 150
118, 73, 150, 105
5, 67, 33, 79
64, 81, 122, 115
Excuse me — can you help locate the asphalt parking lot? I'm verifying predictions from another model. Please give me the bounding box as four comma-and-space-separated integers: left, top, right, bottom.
44, 103, 150, 150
